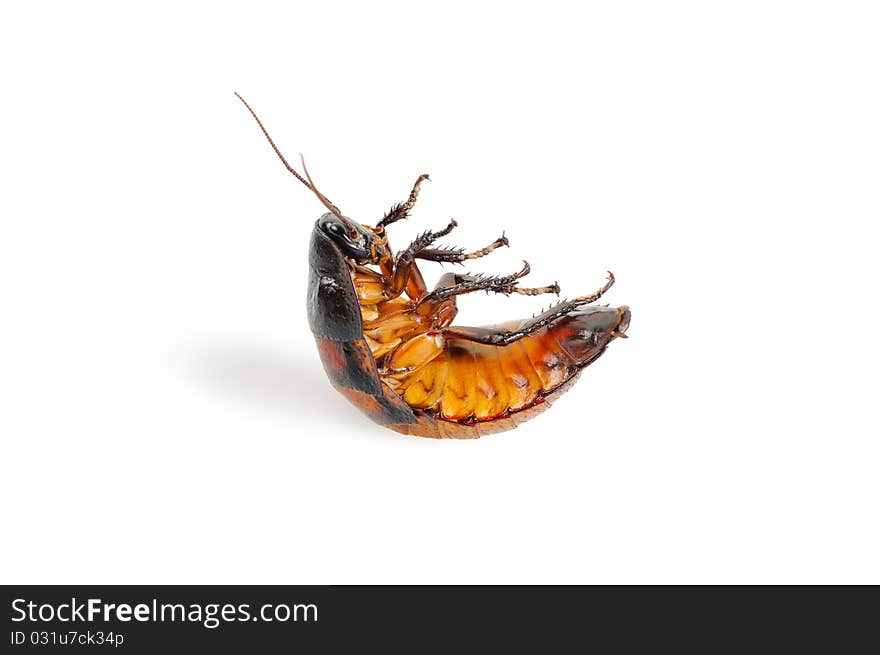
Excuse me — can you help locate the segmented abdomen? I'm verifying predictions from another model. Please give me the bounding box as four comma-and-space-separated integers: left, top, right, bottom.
383, 326, 578, 421
348, 264, 615, 428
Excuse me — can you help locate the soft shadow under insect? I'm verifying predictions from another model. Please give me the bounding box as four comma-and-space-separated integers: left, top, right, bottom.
183, 340, 368, 431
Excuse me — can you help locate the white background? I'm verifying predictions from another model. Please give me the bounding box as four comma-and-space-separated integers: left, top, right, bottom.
1, 2, 878, 584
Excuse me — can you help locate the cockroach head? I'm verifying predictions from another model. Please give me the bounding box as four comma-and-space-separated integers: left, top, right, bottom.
317, 212, 377, 262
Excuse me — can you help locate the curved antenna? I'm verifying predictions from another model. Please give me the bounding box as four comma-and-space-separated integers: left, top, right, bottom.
298, 154, 344, 221
234, 92, 311, 189
234, 92, 346, 221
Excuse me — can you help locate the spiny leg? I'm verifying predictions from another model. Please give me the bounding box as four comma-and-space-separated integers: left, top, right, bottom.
388, 218, 458, 296
414, 233, 509, 264
398, 219, 458, 260
443, 272, 615, 346
377, 174, 430, 229
422, 261, 559, 303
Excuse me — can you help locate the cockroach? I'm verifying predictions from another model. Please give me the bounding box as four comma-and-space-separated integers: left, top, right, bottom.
236, 93, 631, 438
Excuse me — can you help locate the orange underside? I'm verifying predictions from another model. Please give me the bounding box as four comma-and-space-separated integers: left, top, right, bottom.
382, 326, 581, 421
383, 371, 584, 439
354, 267, 588, 427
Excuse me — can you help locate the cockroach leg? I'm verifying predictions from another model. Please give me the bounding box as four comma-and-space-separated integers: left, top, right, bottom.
377, 174, 431, 228
422, 262, 528, 302
388, 219, 458, 296
414, 232, 509, 263
431, 303, 459, 329
442, 273, 616, 347
571, 271, 615, 305
511, 282, 561, 296
399, 219, 459, 260
419, 261, 557, 302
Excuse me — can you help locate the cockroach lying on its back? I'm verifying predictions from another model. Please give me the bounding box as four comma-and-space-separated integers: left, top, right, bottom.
236, 93, 631, 438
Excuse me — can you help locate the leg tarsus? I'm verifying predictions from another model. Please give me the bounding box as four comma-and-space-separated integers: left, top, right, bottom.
511, 281, 561, 296
573, 271, 614, 305
378, 173, 430, 228
414, 232, 509, 263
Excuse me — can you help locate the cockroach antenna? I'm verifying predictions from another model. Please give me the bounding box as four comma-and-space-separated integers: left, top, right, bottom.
233, 92, 309, 188
298, 153, 345, 220
234, 92, 344, 220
